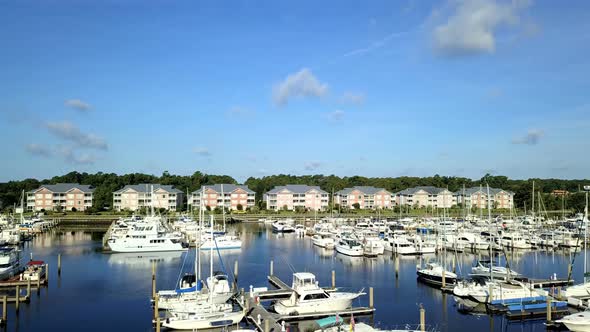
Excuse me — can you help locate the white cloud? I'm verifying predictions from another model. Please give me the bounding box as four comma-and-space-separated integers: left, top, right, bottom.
340, 92, 366, 105
327, 110, 345, 122
193, 147, 211, 157
432, 0, 532, 56
512, 129, 544, 145
25, 144, 52, 157
45, 121, 108, 150
273, 68, 328, 106
304, 161, 322, 171
65, 99, 92, 112
343, 30, 410, 57
57, 146, 96, 165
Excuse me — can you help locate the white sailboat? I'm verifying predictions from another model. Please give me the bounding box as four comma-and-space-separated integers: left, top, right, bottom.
162, 216, 244, 330
564, 189, 590, 298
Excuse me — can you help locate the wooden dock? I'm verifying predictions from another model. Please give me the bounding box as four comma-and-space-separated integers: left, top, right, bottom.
515, 277, 573, 288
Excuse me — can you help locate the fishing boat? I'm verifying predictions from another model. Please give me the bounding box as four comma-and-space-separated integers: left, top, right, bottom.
21, 260, 46, 281
335, 238, 363, 257
273, 272, 364, 315
416, 262, 457, 287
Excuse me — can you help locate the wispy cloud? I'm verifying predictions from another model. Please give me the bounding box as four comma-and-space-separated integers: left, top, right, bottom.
25, 143, 52, 158
512, 129, 544, 145
432, 0, 533, 57
304, 161, 322, 171
273, 68, 328, 107
327, 110, 345, 122
45, 121, 108, 150
65, 99, 92, 112
343, 30, 411, 57
193, 147, 212, 157
340, 92, 366, 105
226, 106, 254, 118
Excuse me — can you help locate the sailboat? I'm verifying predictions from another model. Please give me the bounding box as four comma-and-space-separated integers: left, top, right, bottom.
563, 190, 590, 298
162, 215, 244, 330
200, 185, 242, 250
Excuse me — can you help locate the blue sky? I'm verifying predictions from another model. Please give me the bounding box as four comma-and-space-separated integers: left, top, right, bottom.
1, 0, 589, 182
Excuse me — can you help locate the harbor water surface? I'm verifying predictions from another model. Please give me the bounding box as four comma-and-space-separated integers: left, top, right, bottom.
7, 223, 586, 332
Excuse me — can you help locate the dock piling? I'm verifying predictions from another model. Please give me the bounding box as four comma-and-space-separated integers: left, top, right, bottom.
234, 260, 239, 290
332, 270, 335, 289
15, 286, 20, 313
27, 279, 31, 298
46, 263, 49, 284
369, 287, 374, 309
264, 318, 270, 332
452, 257, 456, 273
419, 305, 425, 332
58, 254, 61, 275
270, 260, 274, 276
2, 296, 6, 322
442, 270, 446, 288
154, 294, 159, 321
30, 252, 33, 261
546, 297, 552, 322
395, 255, 399, 278
152, 261, 156, 299
156, 317, 160, 332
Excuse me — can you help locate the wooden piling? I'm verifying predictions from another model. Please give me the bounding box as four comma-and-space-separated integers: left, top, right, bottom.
270, 260, 274, 276
265, 318, 270, 332
332, 270, 336, 289
546, 297, 552, 322
58, 253, 61, 275
15, 286, 20, 312
45, 263, 49, 283
234, 260, 239, 290
452, 256, 456, 273
154, 294, 159, 321
156, 317, 160, 332
2, 296, 6, 322
419, 306, 425, 332
369, 287, 374, 309
442, 270, 446, 288
488, 283, 494, 303
395, 255, 399, 278
152, 261, 156, 299
27, 279, 31, 298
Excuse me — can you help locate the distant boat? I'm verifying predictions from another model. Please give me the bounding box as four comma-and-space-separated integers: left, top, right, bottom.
416, 262, 457, 287
272, 221, 295, 232
335, 238, 363, 257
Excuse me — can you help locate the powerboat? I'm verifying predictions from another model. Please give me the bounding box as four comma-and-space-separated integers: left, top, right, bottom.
107, 222, 187, 253
273, 273, 363, 315
470, 260, 520, 280
363, 237, 384, 257
21, 260, 46, 281
556, 311, 590, 332
417, 262, 457, 287
312, 234, 335, 249
335, 238, 363, 257
272, 221, 295, 233
0, 247, 20, 280
200, 235, 242, 250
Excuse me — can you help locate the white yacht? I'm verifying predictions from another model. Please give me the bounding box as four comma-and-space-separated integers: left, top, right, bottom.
200, 235, 242, 250
470, 260, 520, 280
556, 311, 590, 332
273, 273, 363, 315
107, 222, 187, 253
500, 233, 532, 249
272, 221, 295, 232
0, 248, 20, 280
392, 237, 417, 255
466, 280, 543, 303
363, 237, 384, 257
417, 262, 457, 287
335, 238, 363, 257
312, 234, 335, 249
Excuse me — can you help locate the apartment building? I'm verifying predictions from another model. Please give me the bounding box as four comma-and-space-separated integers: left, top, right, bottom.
334, 186, 393, 209
26, 183, 94, 211
454, 187, 514, 209
264, 185, 329, 211
188, 184, 255, 210
396, 186, 455, 208
113, 184, 184, 211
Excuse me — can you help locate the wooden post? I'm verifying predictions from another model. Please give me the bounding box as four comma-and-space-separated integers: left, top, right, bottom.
332, 270, 336, 289
156, 317, 160, 332
369, 287, 374, 309
270, 260, 274, 276
419, 305, 425, 332
15, 285, 20, 312
152, 261, 156, 299
45, 263, 49, 284
2, 296, 6, 322
27, 279, 31, 298
264, 319, 270, 332
154, 294, 159, 321
58, 254, 61, 275
546, 297, 552, 322
452, 256, 456, 273
442, 270, 446, 288
234, 260, 239, 290
488, 283, 494, 303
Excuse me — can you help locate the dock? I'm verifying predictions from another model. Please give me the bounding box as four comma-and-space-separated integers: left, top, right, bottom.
515, 277, 573, 288
242, 271, 375, 332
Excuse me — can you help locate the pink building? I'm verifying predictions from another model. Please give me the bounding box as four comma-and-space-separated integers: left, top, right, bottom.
264, 185, 329, 211
27, 183, 94, 212
189, 184, 255, 210
334, 186, 393, 209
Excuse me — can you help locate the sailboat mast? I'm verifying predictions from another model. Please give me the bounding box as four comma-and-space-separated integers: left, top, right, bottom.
209, 215, 214, 311
532, 181, 535, 221
221, 184, 226, 233
584, 191, 588, 283
487, 184, 493, 280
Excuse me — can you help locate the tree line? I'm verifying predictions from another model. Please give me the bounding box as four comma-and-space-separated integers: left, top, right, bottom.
0, 171, 588, 213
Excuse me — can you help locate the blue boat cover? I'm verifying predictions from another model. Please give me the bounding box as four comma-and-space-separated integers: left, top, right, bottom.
316, 316, 342, 328
176, 280, 202, 293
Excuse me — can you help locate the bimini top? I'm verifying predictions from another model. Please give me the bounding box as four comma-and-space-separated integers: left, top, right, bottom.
0, 247, 15, 253
27, 260, 45, 266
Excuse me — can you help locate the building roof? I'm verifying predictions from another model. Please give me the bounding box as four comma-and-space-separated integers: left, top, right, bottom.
193, 184, 254, 194
396, 186, 450, 196
335, 186, 391, 195
29, 183, 94, 193
114, 184, 182, 194
453, 187, 514, 196
266, 184, 328, 195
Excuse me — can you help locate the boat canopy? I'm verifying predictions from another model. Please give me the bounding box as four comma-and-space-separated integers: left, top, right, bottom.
316, 315, 342, 329
27, 260, 44, 266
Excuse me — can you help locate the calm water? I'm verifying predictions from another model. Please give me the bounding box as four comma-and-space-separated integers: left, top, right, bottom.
6, 223, 587, 332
